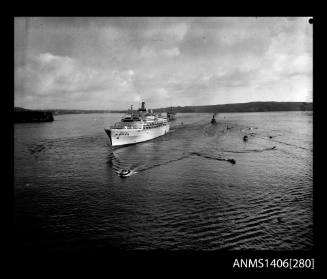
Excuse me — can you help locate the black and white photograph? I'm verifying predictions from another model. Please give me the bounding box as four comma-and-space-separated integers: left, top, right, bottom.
14, 17, 315, 267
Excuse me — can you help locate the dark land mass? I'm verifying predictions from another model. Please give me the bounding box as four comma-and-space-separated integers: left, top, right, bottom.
155, 101, 312, 113
15, 102, 312, 117
14, 107, 54, 123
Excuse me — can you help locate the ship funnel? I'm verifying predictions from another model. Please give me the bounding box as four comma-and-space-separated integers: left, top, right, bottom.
141, 101, 146, 110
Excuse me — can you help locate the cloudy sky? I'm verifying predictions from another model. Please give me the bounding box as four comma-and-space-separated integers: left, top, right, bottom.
14, 17, 312, 110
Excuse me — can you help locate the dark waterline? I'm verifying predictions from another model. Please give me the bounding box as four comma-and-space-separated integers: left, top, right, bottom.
14, 111, 313, 251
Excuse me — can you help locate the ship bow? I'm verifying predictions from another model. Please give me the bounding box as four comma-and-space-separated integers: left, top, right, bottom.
104, 129, 112, 145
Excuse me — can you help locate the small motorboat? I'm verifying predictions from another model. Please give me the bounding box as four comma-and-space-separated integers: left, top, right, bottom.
119, 169, 132, 178
227, 158, 236, 164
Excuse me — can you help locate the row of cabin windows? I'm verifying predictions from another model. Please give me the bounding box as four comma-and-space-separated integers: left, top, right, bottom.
113, 121, 166, 129
144, 123, 166, 129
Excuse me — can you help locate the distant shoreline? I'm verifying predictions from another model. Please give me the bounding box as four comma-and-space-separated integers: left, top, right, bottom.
15, 101, 312, 116
43, 110, 312, 116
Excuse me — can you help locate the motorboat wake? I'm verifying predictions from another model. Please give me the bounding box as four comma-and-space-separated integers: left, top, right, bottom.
116, 168, 138, 178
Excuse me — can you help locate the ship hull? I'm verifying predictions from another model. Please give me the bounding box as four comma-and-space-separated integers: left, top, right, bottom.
105, 124, 170, 147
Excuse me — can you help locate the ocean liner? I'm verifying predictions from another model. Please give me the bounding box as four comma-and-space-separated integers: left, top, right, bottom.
105, 102, 170, 147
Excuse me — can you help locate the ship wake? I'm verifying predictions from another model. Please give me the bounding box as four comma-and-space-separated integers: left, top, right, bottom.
107, 150, 237, 177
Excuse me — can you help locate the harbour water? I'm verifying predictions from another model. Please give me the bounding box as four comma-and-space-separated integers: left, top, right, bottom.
14, 111, 313, 251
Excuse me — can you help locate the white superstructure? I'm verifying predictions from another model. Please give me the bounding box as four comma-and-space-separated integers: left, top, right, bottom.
105, 102, 170, 147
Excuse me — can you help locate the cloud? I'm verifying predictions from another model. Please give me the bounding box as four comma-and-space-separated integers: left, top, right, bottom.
15, 52, 141, 109
16, 53, 102, 96
140, 46, 180, 58
144, 22, 188, 42
15, 17, 312, 109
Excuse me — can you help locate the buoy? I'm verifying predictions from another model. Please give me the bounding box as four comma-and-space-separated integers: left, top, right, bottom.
243, 135, 248, 141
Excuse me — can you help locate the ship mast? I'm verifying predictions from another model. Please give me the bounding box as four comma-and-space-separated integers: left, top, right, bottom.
131, 105, 133, 118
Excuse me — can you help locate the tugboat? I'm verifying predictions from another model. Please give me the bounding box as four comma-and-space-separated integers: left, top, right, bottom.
211, 113, 217, 124
167, 106, 176, 121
